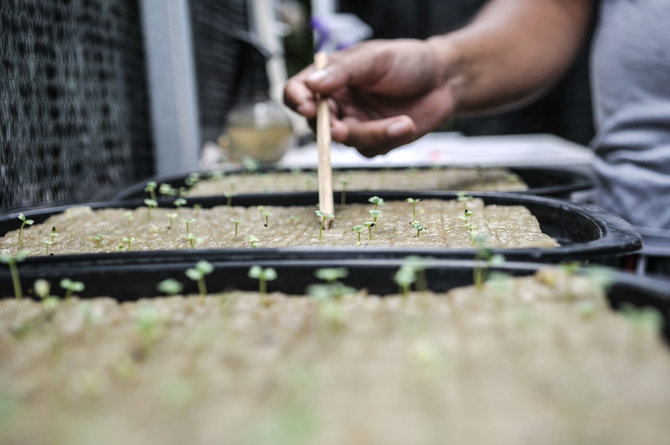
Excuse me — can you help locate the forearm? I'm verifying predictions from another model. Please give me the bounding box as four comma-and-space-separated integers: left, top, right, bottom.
429, 0, 593, 115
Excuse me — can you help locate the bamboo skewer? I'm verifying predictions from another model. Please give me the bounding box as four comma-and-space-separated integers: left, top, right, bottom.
314, 51, 334, 228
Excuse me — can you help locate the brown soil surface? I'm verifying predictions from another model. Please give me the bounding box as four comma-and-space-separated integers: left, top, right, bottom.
185, 167, 527, 196
0, 199, 557, 257
1, 268, 669, 445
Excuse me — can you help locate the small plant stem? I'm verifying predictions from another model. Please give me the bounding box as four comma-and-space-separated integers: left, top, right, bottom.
9, 260, 22, 300
357, 231, 361, 243
197, 278, 207, 296
234, 222, 239, 238
189, 236, 195, 248
259, 277, 267, 295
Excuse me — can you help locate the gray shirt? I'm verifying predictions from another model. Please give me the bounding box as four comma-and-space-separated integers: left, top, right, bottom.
590, 0, 670, 230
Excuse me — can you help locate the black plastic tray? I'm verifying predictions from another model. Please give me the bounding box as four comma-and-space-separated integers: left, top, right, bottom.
0, 192, 641, 264
1, 259, 668, 342
113, 165, 594, 200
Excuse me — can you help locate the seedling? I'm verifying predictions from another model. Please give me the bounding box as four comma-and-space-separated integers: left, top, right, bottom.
407, 198, 421, 219
307, 268, 355, 300
471, 233, 505, 291
184, 218, 196, 233
122, 236, 135, 250
17, 213, 34, 246
315, 210, 334, 241
248, 235, 260, 248
1, 250, 27, 299
230, 218, 240, 238
125, 212, 134, 226
394, 256, 428, 296
185, 172, 201, 187
411, 221, 427, 237
241, 156, 259, 173
248, 265, 277, 295
457, 191, 473, 209
144, 181, 157, 201
368, 196, 385, 210
144, 199, 158, 221
340, 180, 349, 205
289, 215, 301, 225
50, 226, 59, 242
394, 265, 415, 297
261, 209, 271, 227
186, 232, 202, 248
369, 209, 382, 232
92, 234, 105, 247
166, 213, 177, 229
159, 183, 177, 197
193, 203, 202, 217
42, 239, 53, 255
364, 221, 375, 240
185, 260, 214, 296
351, 225, 364, 243
157, 279, 183, 296
60, 278, 84, 299
173, 198, 187, 214
224, 192, 234, 207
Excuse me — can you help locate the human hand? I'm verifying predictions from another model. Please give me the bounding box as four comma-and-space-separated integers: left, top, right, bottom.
284, 39, 458, 157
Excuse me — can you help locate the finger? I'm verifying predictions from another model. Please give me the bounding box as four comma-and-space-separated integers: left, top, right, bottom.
284, 66, 318, 118
339, 115, 418, 157
305, 45, 389, 95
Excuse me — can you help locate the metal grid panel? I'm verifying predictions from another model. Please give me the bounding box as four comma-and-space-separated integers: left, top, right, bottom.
0, 0, 153, 214
189, 0, 250, 145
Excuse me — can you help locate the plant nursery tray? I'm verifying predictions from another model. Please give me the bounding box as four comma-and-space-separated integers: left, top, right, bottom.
0, 192, 640, 267
0, 258, 667, 341
113, 165, 593, 200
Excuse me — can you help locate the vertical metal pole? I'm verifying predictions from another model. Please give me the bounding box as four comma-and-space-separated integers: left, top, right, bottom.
141, 0, 201, 175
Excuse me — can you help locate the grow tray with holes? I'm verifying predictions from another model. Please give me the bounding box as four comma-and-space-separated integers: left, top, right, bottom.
113, 165, 593, 200
0, 192, 640, 267
0, 259, 667, 341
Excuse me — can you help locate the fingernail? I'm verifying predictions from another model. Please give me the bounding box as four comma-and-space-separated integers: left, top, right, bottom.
387, 120, 411, 137
307, 69, 328, 83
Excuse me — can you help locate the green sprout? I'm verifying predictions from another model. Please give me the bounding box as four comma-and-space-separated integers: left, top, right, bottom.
185, 172, 201, 187
60, 278, 84, 299
157, 279, 183, 296
50, 226, 59, 242
184, 218, 196, 233
340, 180, 349, 205
411, 221, 427, 237
17, 213, 34, 246
457, 191, 473, 207
369, 209, 382, 232
393, 257, 428, 297
471, 233, 505, 291
307, 268, 355, 300
42, 239, 53, 255
125, 211, 134, 226
248, 266, 277, 295
241, 157, 259, 173
122, 236, 135, 250
394, 266, 415, 297
186, 232, 202, 248
364, 221, 375, 240
144, 181, 157, 201
248, 235, 260, 248
261, 209, 271, 227
144, 199, 158, 221
230, 218, 240, 238
92, 234, 105, 247
368, 196, 385, 210
289, 215, 301, 225
224, 192, 235, 207
315, 210, 334, 241
407, 198, 421, 219
185, 260, 214, 296
173, 198, 187, 214
166, 213, 177, 229
351, 225, 364, 243
1, 250, 27, 300
193, 203, 202, 217
159, 183, 177, 197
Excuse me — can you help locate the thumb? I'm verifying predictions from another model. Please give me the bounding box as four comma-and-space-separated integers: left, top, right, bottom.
305, 48, 385, 95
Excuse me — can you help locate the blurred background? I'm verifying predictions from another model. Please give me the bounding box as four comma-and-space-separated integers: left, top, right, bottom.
0, 0, 594, 214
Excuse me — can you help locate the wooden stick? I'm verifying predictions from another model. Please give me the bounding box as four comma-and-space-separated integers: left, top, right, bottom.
314, 51, 334, 228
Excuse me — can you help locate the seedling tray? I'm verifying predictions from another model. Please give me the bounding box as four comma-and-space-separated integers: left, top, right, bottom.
0, 192, 640, 265
1, 258, 667, 342
113, 165, 593, 200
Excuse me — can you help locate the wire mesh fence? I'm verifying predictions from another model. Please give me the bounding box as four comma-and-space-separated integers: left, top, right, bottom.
0, 0, 154, 214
